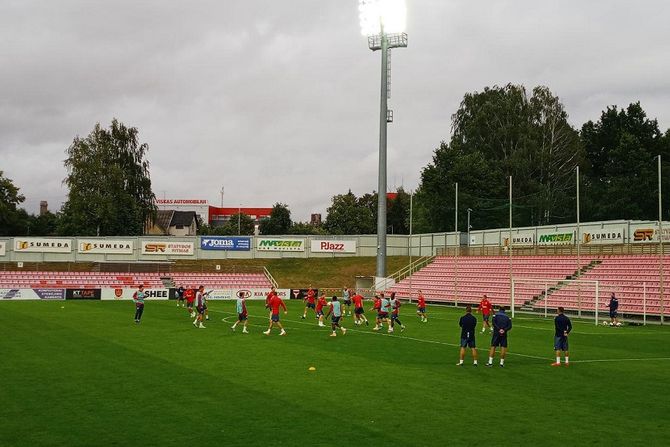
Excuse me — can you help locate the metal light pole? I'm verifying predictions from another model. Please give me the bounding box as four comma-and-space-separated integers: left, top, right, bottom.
658, 155, 665, 324
467, 208, 472, 246
577, 166, 582, 318
509, 176, 514, 317
360, 0, 408, 281
454, 182, 459, 307
409, 190, 413, 301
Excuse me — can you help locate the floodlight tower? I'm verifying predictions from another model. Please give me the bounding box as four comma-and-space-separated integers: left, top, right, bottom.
359, 0, 408, 280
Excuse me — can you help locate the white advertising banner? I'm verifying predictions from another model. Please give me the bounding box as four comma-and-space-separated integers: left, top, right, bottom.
310, 239, 357, 253
256, 238, 305, 252
0, 288, 66, 300
78, 239, 134, 254
0, 241, 5, 256
581, 228, 624, 245
501, 232, 535, 247
14, 238, 73, 253
141, 241, 194, 255
200, 288, 290, 301
537, 230, 575, 245
101, 287, 170, 300
630, 224, 670, 243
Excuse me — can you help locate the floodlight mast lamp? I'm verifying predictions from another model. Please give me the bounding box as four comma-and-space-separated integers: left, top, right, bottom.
360, 0, 407, 279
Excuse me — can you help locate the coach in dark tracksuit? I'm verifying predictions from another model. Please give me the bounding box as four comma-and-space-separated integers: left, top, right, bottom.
552, 307, 572, 367
486, 306, 512, 367
457, 305, 478, 366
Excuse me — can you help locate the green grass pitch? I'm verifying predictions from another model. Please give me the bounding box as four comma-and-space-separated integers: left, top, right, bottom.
1, 300, 668, 446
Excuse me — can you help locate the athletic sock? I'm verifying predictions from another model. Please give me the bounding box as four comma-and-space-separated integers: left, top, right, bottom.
473, 360, 478, 365
556, 357, 561, 364
458, 360, 464, 365
500, 359, 505, 366
565, 357, 569, 364
488, 357, 493, 364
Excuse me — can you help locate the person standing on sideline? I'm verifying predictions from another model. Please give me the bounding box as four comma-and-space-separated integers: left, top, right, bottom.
389, 292, 406, 333
230, 291, 249, 334
325, 296, 347, 337
416, 291, 427, 322
316, 292, 329, 327
193, 285, 208, 329
486, 306, 512, 367
133, 284, 146, 324
606, 292, 620, 326
176, 284, 185, 308
264, 290, 288, 336
478, 295, 493, 333
552, 307, 572, 366
458, 305, 478, 366
343, 286, 352, 316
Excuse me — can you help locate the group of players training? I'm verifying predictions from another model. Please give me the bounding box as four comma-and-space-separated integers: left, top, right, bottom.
134, 284, 577, 367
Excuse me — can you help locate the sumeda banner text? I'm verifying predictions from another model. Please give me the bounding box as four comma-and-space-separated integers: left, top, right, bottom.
200, 237, 251, 251
78, 239, 134, 254
310, 240, 357, 253
14, 238, 73, 253
256, 239, 305, 252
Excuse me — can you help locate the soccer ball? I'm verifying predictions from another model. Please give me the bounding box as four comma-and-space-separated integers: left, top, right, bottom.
616, 322, 622, 327
602, 321, 609, 326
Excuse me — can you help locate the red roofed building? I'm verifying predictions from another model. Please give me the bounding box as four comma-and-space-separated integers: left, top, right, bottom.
208, 206, 272, 227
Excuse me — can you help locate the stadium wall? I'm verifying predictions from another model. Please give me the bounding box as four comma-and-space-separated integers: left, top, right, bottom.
1, 219, 667, 263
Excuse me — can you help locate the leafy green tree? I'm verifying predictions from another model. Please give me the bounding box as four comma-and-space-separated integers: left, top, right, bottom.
581, 102, 670, 221
27, 211, 59, 236
324, 190, 375, 234
288, 222, 327, 235
215, 213, 256, 235
59, 119, 156, 236
387, 188, 411, 234
259, 203, 292, 235
418, 84, 583, 232
0, 171, 29, 236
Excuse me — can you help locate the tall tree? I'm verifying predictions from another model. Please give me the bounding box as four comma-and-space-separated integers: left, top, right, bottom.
418, 84, 583, 232
581, 102, 670, 221
212, 213, 256, 235
259, 203, 292, 235
324, 190, 375, 234
0, 171, 29, 236
59, 119, 156, 236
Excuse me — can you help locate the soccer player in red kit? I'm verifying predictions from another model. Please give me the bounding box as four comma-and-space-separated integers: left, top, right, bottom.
352, 292, 369, 326
315, 293, 328, 327
264, 292, 287, 336
478, 294, 493, 333
266, 287, 278, 318
184, 286, 196, 318
302, 286, 317, 320
416, 290, 427, 322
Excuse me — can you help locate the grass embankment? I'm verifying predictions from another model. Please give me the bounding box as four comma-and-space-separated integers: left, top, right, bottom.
173, 256, 410, 288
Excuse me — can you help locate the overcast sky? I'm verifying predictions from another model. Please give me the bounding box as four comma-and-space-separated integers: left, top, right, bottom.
2, 0, 669, 222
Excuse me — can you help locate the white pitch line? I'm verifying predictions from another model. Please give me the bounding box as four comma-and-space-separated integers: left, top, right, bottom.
210, 309, 551, 362
569, 357, 670, 364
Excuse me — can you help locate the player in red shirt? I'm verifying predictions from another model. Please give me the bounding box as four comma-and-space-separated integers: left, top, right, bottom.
184, 286, 196, 318
302, 286, 317, 320
315, 293, 328, 327
263, 293, 288, 336
416, 290, 427, 322
478, 294, 493, 333
352, 292, 369, 326
265, 287, 278, 318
